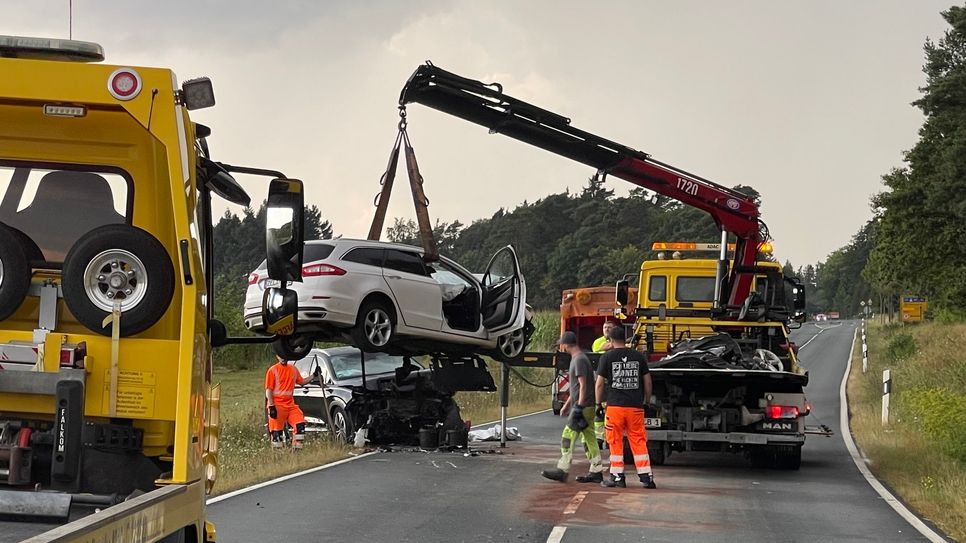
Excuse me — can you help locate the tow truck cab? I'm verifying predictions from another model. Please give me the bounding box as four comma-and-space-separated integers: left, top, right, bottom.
620, 242, 802, 358
0, 36, 303, 541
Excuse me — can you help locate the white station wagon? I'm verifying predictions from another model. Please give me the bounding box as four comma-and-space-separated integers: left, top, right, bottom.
244, 239, 531, 360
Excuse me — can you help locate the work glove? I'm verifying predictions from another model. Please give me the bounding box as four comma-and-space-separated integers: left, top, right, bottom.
569, 406, 589, 432
643, 403, 657, 419
268, 405, 278, 420
595, 403, 606, 421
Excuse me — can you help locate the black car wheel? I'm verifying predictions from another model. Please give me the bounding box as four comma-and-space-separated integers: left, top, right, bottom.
351, 299, 395, 351
272, 333, 313, 360
0, 224, 31, 322
330, 404, 353, 443
61, 225, 174, 336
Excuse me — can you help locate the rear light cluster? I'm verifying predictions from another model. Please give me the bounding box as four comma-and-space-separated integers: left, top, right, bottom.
765, 405, 800, 419
302, 263, 346, 277
247, 272, 259, 285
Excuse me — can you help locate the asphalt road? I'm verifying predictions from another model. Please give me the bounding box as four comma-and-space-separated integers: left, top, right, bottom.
208, 321, 947, 542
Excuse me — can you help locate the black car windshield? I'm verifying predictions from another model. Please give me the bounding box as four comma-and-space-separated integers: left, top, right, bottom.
330, 351, 406, 380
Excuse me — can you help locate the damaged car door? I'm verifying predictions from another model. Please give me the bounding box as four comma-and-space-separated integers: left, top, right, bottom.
481, 246, 525, 339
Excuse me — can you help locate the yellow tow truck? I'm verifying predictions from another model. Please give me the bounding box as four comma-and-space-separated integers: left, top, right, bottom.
0, 36, 306, 542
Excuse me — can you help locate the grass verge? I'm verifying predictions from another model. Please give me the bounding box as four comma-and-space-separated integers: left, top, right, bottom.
848, 321, 966, 541
211, 368, 350, 496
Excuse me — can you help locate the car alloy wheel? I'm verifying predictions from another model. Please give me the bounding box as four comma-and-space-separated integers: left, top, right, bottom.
497, 328, 526, 359
333, 410, 349, 442
363, 307, 392, 347
330, 404, 353, 444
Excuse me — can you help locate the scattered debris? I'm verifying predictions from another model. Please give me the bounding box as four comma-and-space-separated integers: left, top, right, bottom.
469, 424, 521, 442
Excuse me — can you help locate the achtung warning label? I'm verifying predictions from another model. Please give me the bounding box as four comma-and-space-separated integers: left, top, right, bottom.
103, 370, 157, 417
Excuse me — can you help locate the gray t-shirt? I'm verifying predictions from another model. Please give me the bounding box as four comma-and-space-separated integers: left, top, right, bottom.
568, 351, 596, 407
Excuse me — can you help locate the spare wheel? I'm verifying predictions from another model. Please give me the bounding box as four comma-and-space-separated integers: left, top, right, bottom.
0, 224, 32, 321
62, 225, 174, 337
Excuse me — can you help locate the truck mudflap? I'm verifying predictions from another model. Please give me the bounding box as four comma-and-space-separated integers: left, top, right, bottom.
648, 430, 805, 446
20, 481, 206, 543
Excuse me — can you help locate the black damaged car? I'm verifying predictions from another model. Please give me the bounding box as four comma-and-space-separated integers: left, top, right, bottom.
291, 347, 491, 445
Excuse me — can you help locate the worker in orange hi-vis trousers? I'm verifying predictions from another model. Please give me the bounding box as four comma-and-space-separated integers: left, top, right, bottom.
265, 354, 308, 449
594, 325, 656, 489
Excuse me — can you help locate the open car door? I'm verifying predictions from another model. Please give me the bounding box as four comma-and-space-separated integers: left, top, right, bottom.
480, 245, 525, 337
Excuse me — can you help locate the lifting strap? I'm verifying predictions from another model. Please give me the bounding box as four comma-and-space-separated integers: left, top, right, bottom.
367, 107, 439, 262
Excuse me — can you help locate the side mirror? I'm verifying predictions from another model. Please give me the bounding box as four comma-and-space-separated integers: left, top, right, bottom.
265, 179, 305, 282
791, 280, 806, 311
615, 279, 630, 307
262, 287, 298, 336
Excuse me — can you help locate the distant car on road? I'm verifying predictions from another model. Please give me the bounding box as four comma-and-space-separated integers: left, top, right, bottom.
291, 346, 467, 444
244, 239, 531, 360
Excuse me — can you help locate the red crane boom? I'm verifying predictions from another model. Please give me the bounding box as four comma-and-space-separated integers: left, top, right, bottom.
399, 62, 768, 309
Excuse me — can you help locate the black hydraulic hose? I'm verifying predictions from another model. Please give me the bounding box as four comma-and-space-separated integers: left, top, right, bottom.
506, 365, 556, 388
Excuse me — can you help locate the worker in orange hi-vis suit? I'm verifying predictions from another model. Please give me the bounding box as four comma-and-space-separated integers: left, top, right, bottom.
265, 354, 308, 449
594, 325, 656, 489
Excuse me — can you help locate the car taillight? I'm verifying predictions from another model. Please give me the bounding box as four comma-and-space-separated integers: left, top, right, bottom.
766, 405, 800, 419
247, 272, 259, 285
302, 263, 346, 277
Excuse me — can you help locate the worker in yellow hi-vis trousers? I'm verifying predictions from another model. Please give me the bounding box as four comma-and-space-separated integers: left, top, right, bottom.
542, 331, 603, 484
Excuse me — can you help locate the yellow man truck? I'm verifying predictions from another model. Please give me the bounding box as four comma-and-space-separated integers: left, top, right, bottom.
0, 36, 305, 542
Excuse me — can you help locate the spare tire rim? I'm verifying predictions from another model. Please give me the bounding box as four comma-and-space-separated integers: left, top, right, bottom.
0, 259, 4, 289
364, 308, 392, 346
83, 249, 148, 313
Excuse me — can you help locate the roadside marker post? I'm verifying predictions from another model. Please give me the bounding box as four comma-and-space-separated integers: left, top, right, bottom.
500, 362, 509, 448
882, 369, 891, 426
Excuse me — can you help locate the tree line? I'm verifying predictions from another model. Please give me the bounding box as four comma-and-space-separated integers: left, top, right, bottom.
803, 4, 966, 321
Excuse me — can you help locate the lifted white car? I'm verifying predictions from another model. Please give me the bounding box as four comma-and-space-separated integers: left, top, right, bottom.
245, 239, 531, 360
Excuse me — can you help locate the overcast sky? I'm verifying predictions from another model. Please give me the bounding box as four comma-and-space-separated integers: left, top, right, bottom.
2, 1, 953, 265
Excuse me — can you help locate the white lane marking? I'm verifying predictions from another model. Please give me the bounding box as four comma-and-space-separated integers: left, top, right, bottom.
208, 408, 553, 505
206, 452, 378, 504
431, 460, 441, 469
562, 491, 588, 515
446, 461, 458, 469
546, 525, 567, 543
839, 328, 949, 542
798, 327, 825, 351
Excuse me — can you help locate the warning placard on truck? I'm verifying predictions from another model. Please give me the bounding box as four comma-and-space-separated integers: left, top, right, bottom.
102, 370, 157, 418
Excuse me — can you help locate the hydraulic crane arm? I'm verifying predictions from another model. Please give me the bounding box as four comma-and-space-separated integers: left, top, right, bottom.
399, 62, 766, 307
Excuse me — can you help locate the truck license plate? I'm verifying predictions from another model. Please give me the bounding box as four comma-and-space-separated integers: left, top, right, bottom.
645, 418, 662, 428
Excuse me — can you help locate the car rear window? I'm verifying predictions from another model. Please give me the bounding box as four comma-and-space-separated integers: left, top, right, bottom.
342, 247, 385, 267
304, 243, 335, 263
384, 249, 428, 276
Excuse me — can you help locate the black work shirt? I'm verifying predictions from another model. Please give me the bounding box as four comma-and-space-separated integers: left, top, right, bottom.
597, 347, 649, 407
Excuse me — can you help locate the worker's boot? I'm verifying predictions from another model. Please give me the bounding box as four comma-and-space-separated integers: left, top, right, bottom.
270, 431, 284, 449
601, 474, 626, 488
541, 468, 568, 482
576, 472, 603, 484
639, 473, 657, 489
